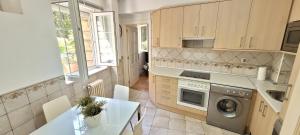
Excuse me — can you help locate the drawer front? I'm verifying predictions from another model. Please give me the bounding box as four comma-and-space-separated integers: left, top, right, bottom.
156, 94, 176, 107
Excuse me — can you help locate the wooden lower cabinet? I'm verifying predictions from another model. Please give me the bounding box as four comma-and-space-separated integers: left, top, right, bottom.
149, 73, 156, 102
249, 93, 278, 135
153, 75, 206, 120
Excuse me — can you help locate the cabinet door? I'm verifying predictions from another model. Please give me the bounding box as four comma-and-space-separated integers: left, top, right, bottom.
160, 7, 183, 48
214, 0, 252, 49
245, 0, 293, 50
149, 74, 156, 102
198, 2, 219, 39
250, 93, 264, 135
151, 10, 160, 47
260, 103, 278, 135
289, 0, 300, 22
183, 5, 200, 38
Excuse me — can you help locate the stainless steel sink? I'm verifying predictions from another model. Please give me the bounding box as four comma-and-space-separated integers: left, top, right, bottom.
266, 90, 285, 102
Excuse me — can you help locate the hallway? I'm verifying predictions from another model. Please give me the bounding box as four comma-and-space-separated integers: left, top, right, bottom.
131, 75, 149, 91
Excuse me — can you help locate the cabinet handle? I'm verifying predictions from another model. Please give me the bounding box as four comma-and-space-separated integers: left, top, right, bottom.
249, 37, 253, 48
178, 37, 182, 46
201, 26, 205, 36
194, 26, 198, 36
284, 85, 293, 101
259, 101, 264, 112
262, 105, 268, 117
240, 37, 244, 48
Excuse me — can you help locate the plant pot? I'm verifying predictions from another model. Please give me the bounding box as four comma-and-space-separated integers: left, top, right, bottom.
84, 112, 101, 128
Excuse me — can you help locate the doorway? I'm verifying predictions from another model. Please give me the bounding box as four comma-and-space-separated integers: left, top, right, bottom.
123, 24, 149, 91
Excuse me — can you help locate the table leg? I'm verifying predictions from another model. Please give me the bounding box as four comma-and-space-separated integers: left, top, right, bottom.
138, 105, 141, 121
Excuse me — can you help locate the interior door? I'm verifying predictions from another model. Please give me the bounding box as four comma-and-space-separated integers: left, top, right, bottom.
126, 26, 139, 87
214, 0, 252, 49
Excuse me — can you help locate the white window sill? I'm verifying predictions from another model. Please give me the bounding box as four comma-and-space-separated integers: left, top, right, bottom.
88, 66, 108, 76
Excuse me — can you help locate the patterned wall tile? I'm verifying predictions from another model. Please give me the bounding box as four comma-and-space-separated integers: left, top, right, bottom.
8, 105, 33, 129
30, 97, 48, 116
26, 83, 47, 103
0, 115, 11, 134
3, 131, 13, 135
13, 119, 35, 135
151, 48, 281, 77
2, 89, 29, 113
33, 114, 46, 129
45, 79, 61, 95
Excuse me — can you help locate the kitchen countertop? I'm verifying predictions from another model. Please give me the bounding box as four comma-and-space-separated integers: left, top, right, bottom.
150, 66, 283, 113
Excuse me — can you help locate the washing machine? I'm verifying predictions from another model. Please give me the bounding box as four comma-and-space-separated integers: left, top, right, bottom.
207, 84, 253, 134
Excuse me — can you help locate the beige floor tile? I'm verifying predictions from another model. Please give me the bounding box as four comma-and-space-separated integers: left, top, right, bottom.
146, 100, 156, 109
185, 116, 202, 123
170, 112, 185, 120
169, 118, 186, 131
152, 116, 169, 128
156, 108, 170, 118
149, 127, 168, 135
202, 123, 223, 135
167, 129, 186, 135
145, 107, 156, 117
186, 120, 204, 135
142, 115, 154, 127
223, 129, 240, 135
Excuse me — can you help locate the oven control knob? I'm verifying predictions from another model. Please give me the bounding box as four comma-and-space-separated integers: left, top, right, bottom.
232, 91, 236, 94
239, 92, 246, 96
227, 90, 230, 93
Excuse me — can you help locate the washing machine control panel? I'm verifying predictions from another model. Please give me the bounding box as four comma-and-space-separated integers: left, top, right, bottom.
225, 89, 252, 98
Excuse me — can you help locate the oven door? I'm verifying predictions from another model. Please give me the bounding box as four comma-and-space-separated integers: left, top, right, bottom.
282, 26, 300, 53
178, 87, 209, 110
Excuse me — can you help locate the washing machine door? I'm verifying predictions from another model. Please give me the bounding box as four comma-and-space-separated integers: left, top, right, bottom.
215, 96, 242, 118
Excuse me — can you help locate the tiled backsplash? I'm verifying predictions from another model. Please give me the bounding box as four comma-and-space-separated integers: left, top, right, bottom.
0, 67, 114, 135
151, 48, 278, 76
151, 48, 295, 80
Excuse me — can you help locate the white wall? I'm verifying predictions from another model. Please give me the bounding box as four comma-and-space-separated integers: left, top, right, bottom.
118, 0, 214, 14
0, 0, 63, 94
119, 12, 150, 25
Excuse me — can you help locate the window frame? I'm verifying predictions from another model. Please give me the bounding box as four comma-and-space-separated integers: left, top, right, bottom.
53, 0, 118, 82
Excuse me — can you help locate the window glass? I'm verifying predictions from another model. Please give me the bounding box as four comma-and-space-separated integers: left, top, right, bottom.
51, 2, 79, 79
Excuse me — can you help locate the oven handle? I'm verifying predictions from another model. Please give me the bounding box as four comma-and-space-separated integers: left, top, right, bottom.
178, 86, 210, 93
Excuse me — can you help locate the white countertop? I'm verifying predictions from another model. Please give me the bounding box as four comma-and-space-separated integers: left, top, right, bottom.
150, 67, 283, 113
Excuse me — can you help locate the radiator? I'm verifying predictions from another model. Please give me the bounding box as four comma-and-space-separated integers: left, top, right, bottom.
88, 79, 105, 97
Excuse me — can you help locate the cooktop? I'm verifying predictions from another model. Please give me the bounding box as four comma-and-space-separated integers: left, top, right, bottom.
179, 70, 211, 80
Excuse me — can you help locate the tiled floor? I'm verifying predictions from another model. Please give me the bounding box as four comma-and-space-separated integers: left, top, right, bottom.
127, 89, 239, 135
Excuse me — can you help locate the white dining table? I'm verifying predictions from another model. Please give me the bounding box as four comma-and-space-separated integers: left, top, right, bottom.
30, 97, 140, 135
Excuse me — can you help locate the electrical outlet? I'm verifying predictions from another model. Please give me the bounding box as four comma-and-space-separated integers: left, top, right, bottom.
241, 58, 247, 63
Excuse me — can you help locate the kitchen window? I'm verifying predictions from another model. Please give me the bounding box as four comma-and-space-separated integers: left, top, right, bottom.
51, 0, 117, 81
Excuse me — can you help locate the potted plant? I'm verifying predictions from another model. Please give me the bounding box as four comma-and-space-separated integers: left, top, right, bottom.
78, 96, 106, 127
77, 96, 94, 108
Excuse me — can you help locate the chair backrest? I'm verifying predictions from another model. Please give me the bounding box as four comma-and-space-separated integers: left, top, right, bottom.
43, 95, 71, 122
133, 108, 147, 135
88, 79, 105, 97
113, 84, 129, 100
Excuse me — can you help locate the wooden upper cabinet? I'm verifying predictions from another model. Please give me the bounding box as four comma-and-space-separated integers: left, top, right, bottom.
151, 10, 161, 48
198, 2, 219, 39
289, 0, 300, 22
183, 3, 218, 39
245, 0, 293, 51
214, 0, 252, 49
160, 7, 183, 48
183, 5, 200, 38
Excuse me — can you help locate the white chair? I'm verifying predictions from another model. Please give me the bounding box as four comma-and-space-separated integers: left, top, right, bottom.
113, 84, 129, 100
123, 108, 147, 135
43, 95, 71, 122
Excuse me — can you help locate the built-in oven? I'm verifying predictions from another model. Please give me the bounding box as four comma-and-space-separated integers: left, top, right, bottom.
282, 20, 300, 53
177, 78, 210, 111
